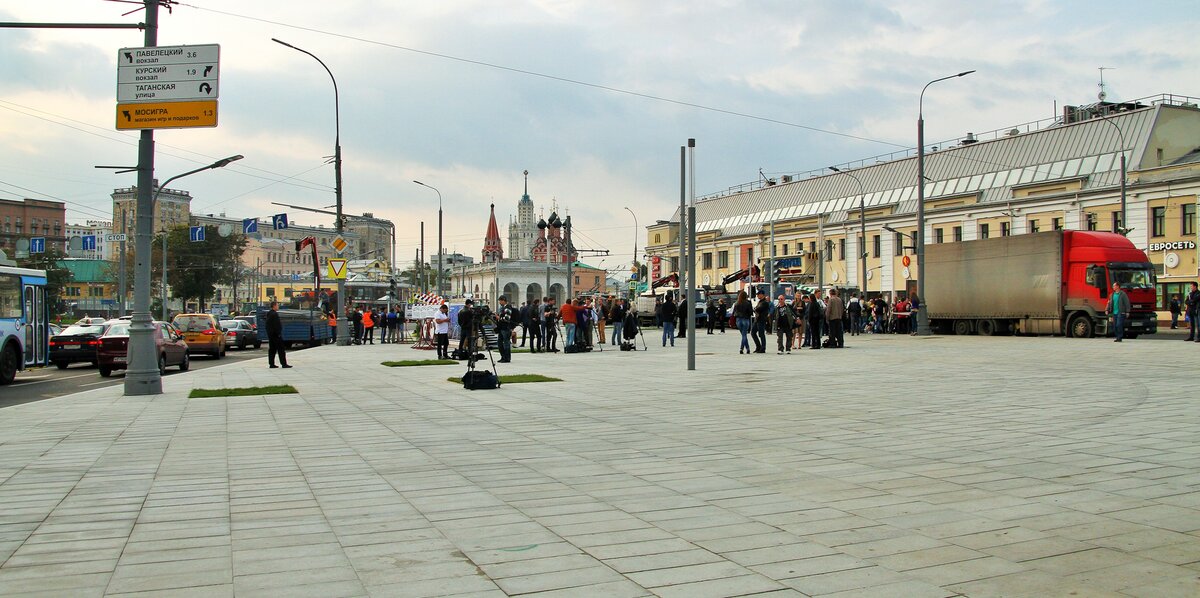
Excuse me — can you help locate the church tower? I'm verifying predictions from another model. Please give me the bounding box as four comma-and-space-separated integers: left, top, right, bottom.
482, 203, 504, 263
506, 169, 537, 260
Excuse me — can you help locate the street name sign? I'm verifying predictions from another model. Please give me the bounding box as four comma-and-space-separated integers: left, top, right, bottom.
116, 100, 218, 130
115, 44, 221, 130
117, 45, 220, 102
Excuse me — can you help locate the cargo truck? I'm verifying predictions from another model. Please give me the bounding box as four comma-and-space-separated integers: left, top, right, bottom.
924, 230, 1157, 338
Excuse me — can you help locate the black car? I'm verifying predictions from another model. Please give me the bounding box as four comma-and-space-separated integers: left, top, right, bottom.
48, 322, 109, 369
220, 319, 261, 350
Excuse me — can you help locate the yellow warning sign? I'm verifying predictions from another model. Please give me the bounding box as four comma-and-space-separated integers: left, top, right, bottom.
116, 100, 218, 130
327, 258, 348, 279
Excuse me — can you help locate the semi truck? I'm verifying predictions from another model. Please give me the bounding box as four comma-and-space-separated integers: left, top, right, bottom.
924, 230, 1157, 338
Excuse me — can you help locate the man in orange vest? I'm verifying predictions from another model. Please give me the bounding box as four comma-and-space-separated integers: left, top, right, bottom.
362, 308, 375, 344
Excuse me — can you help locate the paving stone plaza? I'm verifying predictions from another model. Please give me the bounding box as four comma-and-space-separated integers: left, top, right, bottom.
1, 332, 1199, 597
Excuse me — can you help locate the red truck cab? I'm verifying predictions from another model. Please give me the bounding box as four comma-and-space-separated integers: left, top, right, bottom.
1063, 231, 1157, 338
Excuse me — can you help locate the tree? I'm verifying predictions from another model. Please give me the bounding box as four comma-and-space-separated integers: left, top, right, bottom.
19, 245, 72, 314
162, 225, 247, 312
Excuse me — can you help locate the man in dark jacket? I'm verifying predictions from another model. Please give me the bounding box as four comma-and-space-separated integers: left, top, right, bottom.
751, 291, 769, 353
610, 298, 626, 345
660, 295, 677, 347
265, 301, 290, 368
772, 295, 794, 354
1106, 282, 1131, 342
825, 289, 845, 348
1185, 282, 1199, 342
518, 301, 530, 347
847, 293, 863, 336
495, 295, 517, 362
806, 294, 824, 349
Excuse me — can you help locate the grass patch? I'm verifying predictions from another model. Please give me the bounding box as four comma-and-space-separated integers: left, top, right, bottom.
189, 385, 297, 398
382, 359, 458, 367
447, 374, 562, 384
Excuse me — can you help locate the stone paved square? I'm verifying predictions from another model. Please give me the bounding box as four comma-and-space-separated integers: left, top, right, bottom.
2, 332, 1199, 596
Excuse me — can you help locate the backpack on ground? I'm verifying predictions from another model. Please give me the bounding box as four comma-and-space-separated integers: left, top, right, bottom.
462, 370, 498, 390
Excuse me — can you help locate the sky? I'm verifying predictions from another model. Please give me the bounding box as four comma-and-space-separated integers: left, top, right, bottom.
2, 0, 1198, 278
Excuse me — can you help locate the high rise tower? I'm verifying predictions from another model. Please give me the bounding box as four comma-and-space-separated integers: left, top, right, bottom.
506, 169, 537, 260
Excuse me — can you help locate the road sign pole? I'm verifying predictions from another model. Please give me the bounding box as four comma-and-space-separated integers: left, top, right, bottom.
125, 0, 161, 396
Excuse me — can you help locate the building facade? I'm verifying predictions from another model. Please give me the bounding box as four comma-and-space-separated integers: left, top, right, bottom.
646, 95, 1200, 318
344, 212, 393, 266
111, 181, 191, 256
65, 221, 114, 260
0, 198, 68, 257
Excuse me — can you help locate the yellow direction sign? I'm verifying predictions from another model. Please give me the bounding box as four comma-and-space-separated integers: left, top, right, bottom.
327, 258, 348, 279
116, 100, 218, 130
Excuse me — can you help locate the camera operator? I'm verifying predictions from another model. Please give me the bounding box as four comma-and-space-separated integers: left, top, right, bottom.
457, 299, 476, 355
495, 295, 517, 363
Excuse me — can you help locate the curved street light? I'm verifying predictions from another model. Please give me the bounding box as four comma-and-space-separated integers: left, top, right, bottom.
413, 180, 443, 297
917, 70, 974, 336
623, 206, 638, 287
272, 37, 348, 345
829, 167, 867, 298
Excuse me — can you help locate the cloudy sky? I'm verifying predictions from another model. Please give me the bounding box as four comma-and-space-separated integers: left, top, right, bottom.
2, 1, 1197, 275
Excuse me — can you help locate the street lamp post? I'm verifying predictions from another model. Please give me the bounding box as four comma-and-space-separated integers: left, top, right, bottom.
917, 70, 974, 336
413, 181, 442, 298
1095, 114, 1129, 234
272, 38, 348, 345
624, 207, 638, 289
155, 155, 243, 322
829, 167, 867, 298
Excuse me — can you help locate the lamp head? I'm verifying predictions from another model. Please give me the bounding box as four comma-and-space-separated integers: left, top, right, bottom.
957, 70, 976, 78
271, 38, 295, 49
828, 166, 841, 172
211, 155, 244, 169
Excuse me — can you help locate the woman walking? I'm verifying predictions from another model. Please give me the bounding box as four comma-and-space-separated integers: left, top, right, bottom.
733, 291, 753, 354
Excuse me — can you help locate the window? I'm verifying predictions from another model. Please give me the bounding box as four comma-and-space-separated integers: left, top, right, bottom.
1001, 222, 1011, 237
718, 251, 729, 268
782, 244, 789, 256
872, 235, 881, 258
953, 226, 963, 242
980, 223, 990, 239
654, 233, 661, 244
809, 241, 816, 253
1151, 206, 1166, 237
702, 252, 712, 269
574, 275, 580, 285
65, 286, 81, 297
0, 274, 19, 318
1086, 213, 1097, 231
1053, 217, 1063, 231
825, 240, 833, 262
934, 228, 944, 244
838, 238, 846, 260
894, 232, 904, 256
88, 287, 104, 297
1028, 219, 1039, 233
1112, 212, 1123, 233
265, 287, 276, 297
1185, 203, 1197, 236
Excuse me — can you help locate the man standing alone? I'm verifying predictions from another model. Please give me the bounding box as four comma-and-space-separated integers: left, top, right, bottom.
1185, 282, 1200, 342
265, 301, 290, 368
1107, 282, 1130, 342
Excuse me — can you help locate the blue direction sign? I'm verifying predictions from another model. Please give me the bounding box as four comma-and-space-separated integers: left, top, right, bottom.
81, 235, 97, 251
189, 226, 206, 242
242, 218, 258, 234
30, 237, 45, 254
272, 213, 288, 230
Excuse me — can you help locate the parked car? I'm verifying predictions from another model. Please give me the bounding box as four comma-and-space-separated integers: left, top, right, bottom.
234, 315, 257, 331
171, 313, 226, 358
48, 322, 109, 369
97, 320, 189, 377
49, 323, 63, 337
221, 319, 261, 350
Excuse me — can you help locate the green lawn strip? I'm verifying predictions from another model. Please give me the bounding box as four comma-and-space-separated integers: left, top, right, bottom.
189, 385, 298, 398
447, 374, 562, 384
382, 359, 458, 367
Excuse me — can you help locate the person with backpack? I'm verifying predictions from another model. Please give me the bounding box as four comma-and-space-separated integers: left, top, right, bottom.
848, 293, 863, 336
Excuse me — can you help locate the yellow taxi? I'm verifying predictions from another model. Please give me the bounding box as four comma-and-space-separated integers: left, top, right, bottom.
171, 313, 227, 358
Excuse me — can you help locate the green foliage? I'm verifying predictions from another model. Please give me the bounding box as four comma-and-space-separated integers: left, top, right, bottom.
162, 225, 247, 311
189, 384, 297, 398
18, 245, 72, 313
381, 359, 457, 367
446, 374, 561, 384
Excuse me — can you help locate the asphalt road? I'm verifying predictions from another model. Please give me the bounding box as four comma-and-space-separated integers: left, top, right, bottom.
0, 346, 270, 409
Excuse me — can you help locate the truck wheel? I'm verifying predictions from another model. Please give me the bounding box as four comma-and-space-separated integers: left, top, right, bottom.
1068, 314, 1094, 338
953, 320, 971, 336
977, 319, 997, 337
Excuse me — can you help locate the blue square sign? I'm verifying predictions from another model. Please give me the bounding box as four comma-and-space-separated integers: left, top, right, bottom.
189, 226, 206, 242
242, 218, 258, 234
81, 235, 97, 251
30, 237, 45, 254
272, 213, 289, 230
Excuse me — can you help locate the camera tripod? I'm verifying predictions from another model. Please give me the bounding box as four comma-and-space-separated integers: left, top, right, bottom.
464, 320, 501, 388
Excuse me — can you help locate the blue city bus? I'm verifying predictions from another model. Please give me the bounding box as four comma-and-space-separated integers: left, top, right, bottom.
0, 266, 49, 384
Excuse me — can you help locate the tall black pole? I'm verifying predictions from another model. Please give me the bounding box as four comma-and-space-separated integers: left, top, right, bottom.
124, 0, 160, 396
